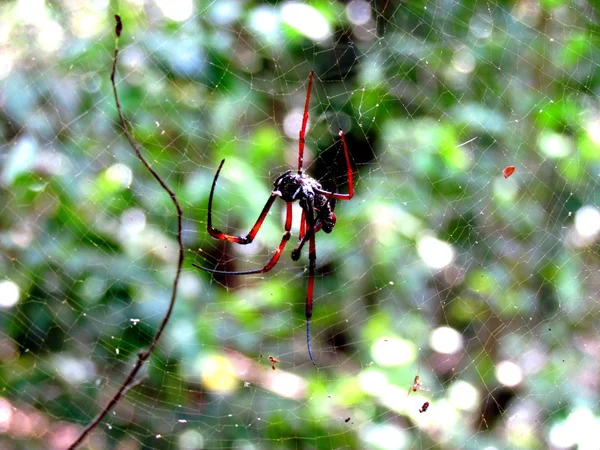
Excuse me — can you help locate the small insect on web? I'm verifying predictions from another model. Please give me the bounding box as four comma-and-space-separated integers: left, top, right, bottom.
407, 375, 430, 396
268, 355, 280, 370
193, 72, 355, 365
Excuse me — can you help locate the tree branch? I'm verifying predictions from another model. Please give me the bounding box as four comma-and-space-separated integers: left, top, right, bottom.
68, 14, 185, 448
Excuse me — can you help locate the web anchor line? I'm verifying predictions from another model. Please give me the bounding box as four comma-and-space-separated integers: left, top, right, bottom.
68, 15, 185, 449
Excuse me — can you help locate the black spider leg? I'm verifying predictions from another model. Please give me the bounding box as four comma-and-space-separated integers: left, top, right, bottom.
302, 197, 318, 365
194, 202, 292, 274
206, 159, 278, 244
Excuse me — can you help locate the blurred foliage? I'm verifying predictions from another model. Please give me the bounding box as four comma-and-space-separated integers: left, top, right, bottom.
1, 0, 600, 449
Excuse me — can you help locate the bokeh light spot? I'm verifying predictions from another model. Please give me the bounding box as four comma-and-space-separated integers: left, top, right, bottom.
429, 327, 462, 354
156, 0, 193, 22
449, 380, 479, 411
361, 423, 407, 450
575, 205, 600, 239
106, 163, 133, 188
495, 360, 523, 387
0, 281, 19, 309
417, 236, 455, 269
347, 0, 372, 26
199, 355, 238, 394
372, 337, 415, 367
281, 3, 332, 41
359, 370, 389, 396
283, 109, 307, 139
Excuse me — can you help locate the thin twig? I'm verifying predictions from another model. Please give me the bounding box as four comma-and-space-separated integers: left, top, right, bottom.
68, 15, 185, 448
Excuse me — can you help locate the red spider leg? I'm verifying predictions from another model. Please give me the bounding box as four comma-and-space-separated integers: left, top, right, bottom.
299, 209, 306, 240
194, 202, 292, 275
304, 200, 317, 365
297, 71, 314, 174
207, 159, 278, 244
291, 221, 322, 261
314, 130, 354, 200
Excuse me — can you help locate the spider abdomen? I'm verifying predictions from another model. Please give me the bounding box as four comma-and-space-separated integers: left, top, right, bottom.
314, 193, 336, 233
273, 171, 322, 203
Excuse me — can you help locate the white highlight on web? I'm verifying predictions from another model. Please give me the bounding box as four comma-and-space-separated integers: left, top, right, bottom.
452, 47, 476, 74
54, 354, 95, 385
179, 430, 205, 449
575, 205, 600, 239
249, 6, 280, 41
448, 380, 479, 411
423, 399, 460, 430
470, 12, 493, 39
16, 0, 47, 24
586, 117, 600, 145
37, 20, 64, 53
417, 235, 455, 269
359, 370, 389, 396
429, 326, 462, 354
281, 3, 332, 41
0, 280, 19, 308
0, 397, 12, 432
372, 337, 414, 367
283, 109, 308, 140
210, 0, 242, 26
538, 132, 572, 158
550, 407, 597, 449
106, 163, 133, 188
120, 208, 147, 235
346, 0, 372, 26
270, 371, 304, 399
361, 423, 407, 450
156, 0, 193, 22
494, 360, 523, 387
0, 51, 14, 80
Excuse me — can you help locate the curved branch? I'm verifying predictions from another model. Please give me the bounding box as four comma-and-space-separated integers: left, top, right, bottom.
68, 15, 185, 448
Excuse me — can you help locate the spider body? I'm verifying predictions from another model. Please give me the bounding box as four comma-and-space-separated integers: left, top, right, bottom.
274, 171, 337, 236
274, 170, 320, 202
193, 72, 353, 365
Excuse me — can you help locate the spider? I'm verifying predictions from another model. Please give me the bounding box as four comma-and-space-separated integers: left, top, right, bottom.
193, 72, 354, 365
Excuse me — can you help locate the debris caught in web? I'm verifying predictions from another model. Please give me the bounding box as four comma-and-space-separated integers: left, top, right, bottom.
503, 166, 516, 179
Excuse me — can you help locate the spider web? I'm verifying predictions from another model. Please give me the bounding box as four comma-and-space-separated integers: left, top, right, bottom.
1, 0, 600, 449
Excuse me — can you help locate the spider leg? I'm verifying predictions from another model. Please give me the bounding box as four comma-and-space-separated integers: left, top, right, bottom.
303, 198, 318, 365
207, 159, 278, 244
299, 209, 306, 240
297, 71, 314, 174
194, 202, 292, 275
292, 188, 336, 261
314, 130, 354, 200
291, 220, 322, 261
